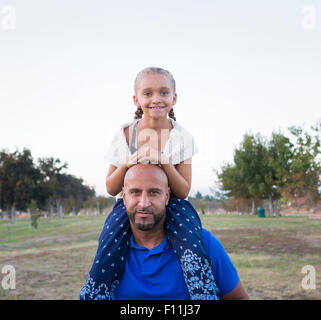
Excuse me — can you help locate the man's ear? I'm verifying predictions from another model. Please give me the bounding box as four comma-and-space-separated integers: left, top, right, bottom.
165, 187, 170, 206
122, 187, 126, 205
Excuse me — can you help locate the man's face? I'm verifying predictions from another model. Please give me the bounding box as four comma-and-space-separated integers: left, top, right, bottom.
122, 165, 170, 231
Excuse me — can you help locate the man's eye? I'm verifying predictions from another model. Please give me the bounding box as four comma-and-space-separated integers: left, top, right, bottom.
131, 190, 140, 194
150, 190, 159, 195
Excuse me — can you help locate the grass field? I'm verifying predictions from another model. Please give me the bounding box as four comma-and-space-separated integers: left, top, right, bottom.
0, 213, 320, 300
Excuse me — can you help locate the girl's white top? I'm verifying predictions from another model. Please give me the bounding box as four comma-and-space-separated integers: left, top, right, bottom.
105, 118, 198, 198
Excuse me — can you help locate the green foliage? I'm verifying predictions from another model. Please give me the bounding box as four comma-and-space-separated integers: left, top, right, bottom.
216, 119, 321, 212
28, 199, 41, 229
284, 122, 321, 205
195, 191, 203, 199
0, 149, 42, 211
82, 196, 115, 214
0, 148, 96, 214
217, 133, 271, 213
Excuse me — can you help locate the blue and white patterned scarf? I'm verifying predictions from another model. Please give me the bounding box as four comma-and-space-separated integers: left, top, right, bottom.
80, 195, 219, 300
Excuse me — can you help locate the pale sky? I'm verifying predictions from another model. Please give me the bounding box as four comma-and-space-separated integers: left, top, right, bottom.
1, 0, 320, 196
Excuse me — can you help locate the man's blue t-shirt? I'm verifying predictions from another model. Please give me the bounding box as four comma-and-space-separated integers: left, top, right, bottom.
114, 229, 239, 300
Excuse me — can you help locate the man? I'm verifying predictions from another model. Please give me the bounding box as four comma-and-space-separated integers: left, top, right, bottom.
113, 164, 249, 300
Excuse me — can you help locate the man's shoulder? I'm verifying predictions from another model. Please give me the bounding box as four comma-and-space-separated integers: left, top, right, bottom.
201, 228, 227, 257
201, 228, 218, 244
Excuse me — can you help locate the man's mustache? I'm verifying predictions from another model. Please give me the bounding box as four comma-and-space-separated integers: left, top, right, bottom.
134, 208, 154, 214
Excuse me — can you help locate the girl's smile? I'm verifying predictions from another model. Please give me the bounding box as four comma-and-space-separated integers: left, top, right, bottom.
147, 106, 166, 110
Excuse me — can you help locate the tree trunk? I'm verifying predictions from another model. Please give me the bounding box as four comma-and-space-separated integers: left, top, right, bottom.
59, 204, 64, 224
50, 204, 54, 217
251, 198, 255, 215
268, 196, 273, 217
97, 201, 101, 214
236, 200, 239, 214
11, 205, 16, 224
28, 208, 31, 229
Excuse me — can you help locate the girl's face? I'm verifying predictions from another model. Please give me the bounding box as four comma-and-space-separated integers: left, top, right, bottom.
133, 73, 177, 120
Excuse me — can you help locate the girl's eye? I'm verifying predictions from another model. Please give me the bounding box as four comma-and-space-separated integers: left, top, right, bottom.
161, 91, 168, 96
144, 92, 152, 97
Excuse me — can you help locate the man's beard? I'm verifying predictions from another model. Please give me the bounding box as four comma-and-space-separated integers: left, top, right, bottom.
128, 208, 166, 231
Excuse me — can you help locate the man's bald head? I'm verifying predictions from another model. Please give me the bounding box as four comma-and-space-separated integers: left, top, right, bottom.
124, 164, 169, 189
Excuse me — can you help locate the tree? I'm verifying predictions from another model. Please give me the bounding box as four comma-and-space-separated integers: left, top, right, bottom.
217, 133, 267, 214
198, 198, 209, 214
280, 122, 321, 206
0, 149, 96, 218
195, 191, 203, 199
57, 174, 95, 214
235, 134, 266, 214
266, 131, 293, 214
216, 119, 321, 215
28, 199, 41, 229
37, 157, 95, 214
96, 196, 116, 214
37, 157, 68, 212
0, 149, 42, 216
218, 133, 283, 216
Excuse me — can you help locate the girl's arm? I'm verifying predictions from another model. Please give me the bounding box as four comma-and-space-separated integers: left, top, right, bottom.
105, 164, 128, 196
161, 159, 192, 199
106, 125, 137, 196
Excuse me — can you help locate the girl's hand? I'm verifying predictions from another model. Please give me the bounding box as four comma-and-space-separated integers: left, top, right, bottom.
136, 146, 169, 165
126, 151, 139, 168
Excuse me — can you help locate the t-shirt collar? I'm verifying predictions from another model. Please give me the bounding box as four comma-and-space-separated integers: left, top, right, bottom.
130, 233, 168, 255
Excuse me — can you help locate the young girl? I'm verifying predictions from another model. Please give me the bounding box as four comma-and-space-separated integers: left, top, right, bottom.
80, 67, 219, 300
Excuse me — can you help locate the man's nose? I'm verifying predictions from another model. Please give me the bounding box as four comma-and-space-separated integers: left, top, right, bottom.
138, 192, 151, 208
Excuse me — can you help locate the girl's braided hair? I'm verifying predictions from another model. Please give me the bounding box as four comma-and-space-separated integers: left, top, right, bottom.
134, 67, 176, 121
